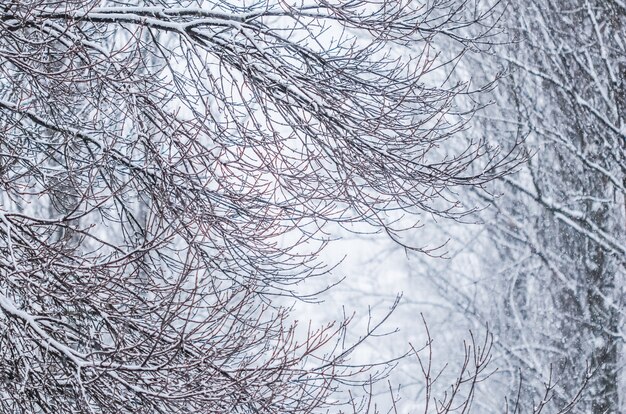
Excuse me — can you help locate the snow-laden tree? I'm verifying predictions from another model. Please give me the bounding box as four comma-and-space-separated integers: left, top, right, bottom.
0, 1, 519, 412
399, 0, 625, 412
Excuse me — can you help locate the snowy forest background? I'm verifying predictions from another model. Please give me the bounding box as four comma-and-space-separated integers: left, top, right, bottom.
319, 0, 625, 412
0, 0, 623, 413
